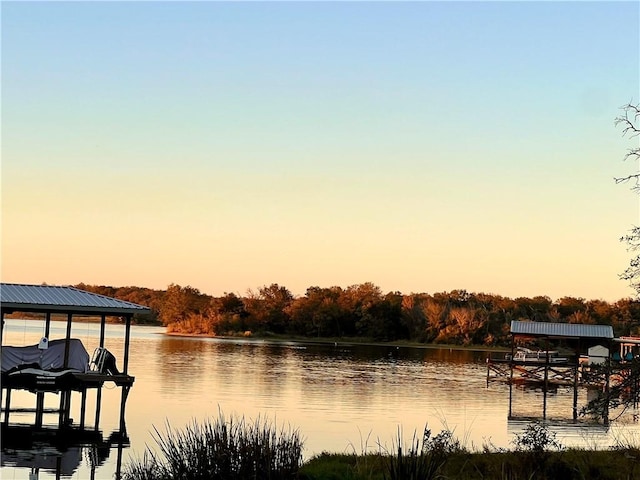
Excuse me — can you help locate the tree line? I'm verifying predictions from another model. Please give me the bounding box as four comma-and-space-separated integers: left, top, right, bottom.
75, 282, 640, 347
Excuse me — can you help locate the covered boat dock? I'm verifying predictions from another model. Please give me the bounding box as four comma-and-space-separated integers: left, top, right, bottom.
487, 320, 615, 421
1, 283, 151, 437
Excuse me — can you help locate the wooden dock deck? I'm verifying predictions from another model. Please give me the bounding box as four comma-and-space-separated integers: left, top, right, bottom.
487, 357, 581, 387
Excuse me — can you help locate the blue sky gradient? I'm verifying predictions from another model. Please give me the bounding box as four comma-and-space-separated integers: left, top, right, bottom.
2, 1, 639, 301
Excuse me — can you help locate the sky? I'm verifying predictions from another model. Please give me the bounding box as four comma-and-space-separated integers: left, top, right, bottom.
2, 1, 639, 302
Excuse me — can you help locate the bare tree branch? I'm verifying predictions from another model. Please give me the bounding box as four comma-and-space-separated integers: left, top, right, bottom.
615, 103, 640, 297
614, 102, 640, 189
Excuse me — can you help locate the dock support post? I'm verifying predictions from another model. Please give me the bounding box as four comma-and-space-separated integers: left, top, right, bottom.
508, 362, 515, 418
3, 388, 11, 425
99, 314, 106, 348
508, 338, 515, 418
44, 312, 51, 338
58, 390, 72, 428
63, 313, 73, 368
94, 387, 103, 431
93, 313, 107, 432
115, 439, 125, 480
0, 311, 4, 410
123, 315, 132, 375
542, 337, 549, 419
118, 385, 130, 435
572, 362, 579, 420
604, 360, 611, 426
117, 314, 133, 436
80, 389, 87, 429
634, 360, 639, 409
58, 392, 65, 428
573, 340, 581, 421
60, 311, 73, 427
35, 392, 45, 427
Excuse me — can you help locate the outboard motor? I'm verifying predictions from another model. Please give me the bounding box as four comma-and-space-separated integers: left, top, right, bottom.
102, 349, 121, 375
91, 347, 121, 375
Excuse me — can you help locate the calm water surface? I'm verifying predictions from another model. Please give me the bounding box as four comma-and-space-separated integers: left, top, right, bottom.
2, 320, 639, 479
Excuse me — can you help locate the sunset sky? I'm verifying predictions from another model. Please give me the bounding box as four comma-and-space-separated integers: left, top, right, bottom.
2, 1, 639, 302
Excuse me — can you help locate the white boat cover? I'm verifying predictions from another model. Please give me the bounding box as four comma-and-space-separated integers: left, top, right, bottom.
1, 338, 89, 373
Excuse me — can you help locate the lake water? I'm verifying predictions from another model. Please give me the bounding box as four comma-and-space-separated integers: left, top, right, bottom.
2, 319, 639, 479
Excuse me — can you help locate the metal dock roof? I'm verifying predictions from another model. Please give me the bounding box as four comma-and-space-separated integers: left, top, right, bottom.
510, 320, 613, 339
0, 283, 151, 316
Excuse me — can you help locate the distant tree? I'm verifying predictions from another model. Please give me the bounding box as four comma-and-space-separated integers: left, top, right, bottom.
215, 292, 247, 317
208, 293, 249, 334
513, 296, 553, 321
611, 298, 640, 336
585, 299, 615, 325
159, 284, 208, 326
448, 307, 482, 345
341, 283, 383, 337
554, 296, 587, 319
74, 283, 161, 324
401, 294, 428, 341
615, 102, 640, 298
288, 286, 345, 337
422, 297, 449, 343
361, 291, 404, 341
244, 284, 294, 334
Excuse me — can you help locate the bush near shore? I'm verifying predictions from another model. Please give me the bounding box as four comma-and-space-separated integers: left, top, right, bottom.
122, 416, 639, 480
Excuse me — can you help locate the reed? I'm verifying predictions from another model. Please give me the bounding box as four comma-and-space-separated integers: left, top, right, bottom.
122, 412, 304, 480
380, 426, 460, 480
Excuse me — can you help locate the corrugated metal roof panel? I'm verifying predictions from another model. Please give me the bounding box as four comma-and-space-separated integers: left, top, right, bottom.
510, 320, 613, 339
0, 283, 150, 315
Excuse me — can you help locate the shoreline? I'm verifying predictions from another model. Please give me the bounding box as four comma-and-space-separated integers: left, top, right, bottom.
163, 331, 509, 353
5, 318, 508, 352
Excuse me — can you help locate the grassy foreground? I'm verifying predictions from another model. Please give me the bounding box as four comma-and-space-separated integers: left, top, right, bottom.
122, 415, 639, 480
299, 449, 639, 480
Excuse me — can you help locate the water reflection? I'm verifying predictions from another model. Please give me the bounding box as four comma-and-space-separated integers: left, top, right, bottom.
1, 426, 126, 479
507, 418, 616, 450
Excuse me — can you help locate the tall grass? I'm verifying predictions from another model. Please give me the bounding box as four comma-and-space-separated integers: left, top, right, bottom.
124, 416, 640, 480
122, 412, 304, 480
381, 426, 462, 480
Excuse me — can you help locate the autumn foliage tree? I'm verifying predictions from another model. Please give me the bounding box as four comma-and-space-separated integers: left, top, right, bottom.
159, 284, 211, 333
76, 282, 639, 346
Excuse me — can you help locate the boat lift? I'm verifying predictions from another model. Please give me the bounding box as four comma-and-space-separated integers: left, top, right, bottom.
487, 320, 615, 422
1, 283, 151, 439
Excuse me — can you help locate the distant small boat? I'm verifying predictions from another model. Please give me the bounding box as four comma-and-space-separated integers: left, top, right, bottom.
511, 347, 568, 363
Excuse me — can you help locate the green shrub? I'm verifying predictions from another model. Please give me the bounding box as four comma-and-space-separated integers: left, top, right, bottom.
511, 422, 561, 453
